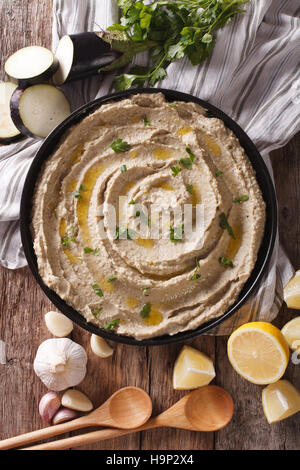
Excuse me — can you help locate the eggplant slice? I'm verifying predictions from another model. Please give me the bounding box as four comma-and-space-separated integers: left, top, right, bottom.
5, 46, 58, 86
10, 84, 71, 139
52, 32, 121, 85
0, 81, 23, 144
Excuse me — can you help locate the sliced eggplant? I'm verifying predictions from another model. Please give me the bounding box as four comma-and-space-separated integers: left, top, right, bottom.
10, 84, 71, 139
52, 32, 121, 85
0, 81, 23, 144
5, 46, 58, 86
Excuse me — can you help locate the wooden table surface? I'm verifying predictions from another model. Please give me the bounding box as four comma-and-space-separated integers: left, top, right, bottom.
0, 0, 299, 451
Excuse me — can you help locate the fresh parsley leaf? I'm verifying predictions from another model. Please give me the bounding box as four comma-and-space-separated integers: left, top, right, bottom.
121, 164, 127, 173
80, 184, 87, 191
111, 138, 131, 153
92, 284, 104, 297
104, 318, 120, 331
105, 1, 249, 89
84, 247, 94, 253
171, 166, 182, 177
179, 157, 193, 169
170, 224, 184, 243
234, 195, 249, 203
219, 257, 234, 268
129, 199, 136, 205
140, 303, 151, 318
215, 170, 223, 177
219, 213, 235, 239
107, 276, 117, 282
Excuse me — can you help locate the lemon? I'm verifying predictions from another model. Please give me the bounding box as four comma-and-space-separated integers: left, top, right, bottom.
284, 270, 300, 309
173, 345, 215, 390
227, 322, 289, 385
281, 316, 300, 350
262, 380, 300, 423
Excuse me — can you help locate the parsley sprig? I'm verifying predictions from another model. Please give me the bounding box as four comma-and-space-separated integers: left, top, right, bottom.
102, 0, 249, 90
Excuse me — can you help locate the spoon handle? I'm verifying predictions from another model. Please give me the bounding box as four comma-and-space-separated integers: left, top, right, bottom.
23, 421, 158, 451
0, 415, 93, 450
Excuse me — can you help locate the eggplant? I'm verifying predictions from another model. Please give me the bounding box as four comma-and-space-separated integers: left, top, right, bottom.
5, 46, 59, 86
0, 81, 23, 144
10, 84, 71, 139
52, 32, 122, 86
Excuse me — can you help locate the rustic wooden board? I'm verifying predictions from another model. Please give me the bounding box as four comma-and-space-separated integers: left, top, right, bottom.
0, 0, 299, 450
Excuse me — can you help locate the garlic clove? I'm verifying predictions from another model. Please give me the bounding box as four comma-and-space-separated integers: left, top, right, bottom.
39, 392, 61, 424
62, 389, 93, 412
45, 311, 73, 337
34, 338, 87, 391
90, 334, 114, 358
52, 407, 79, 425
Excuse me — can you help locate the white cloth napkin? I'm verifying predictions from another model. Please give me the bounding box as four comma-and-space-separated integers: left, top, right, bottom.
0, 0, 298, 334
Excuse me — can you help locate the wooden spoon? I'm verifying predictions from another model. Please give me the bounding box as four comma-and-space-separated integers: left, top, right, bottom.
25, 385, 234, 450
0, 386, 152, 450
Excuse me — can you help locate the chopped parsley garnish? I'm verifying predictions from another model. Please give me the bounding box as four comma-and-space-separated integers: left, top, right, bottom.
70, 237, 77, 243
186, 184, 194, 194
234, 195, 249, 203
168, 103, 178, 108
191, 268, 201, 280
185, 147, 195, 162
121, 164, 127, 173
170, 224, 184, 243
129, 199, 136, 205
73, 190, 82, 199
107, 276, 117, 282
140, 303, 151, 318
114, 226, 137, 240
84, 247, 100, 255
219, 257, 234, 268
61, 236, 69, 247
171, 166, 182, 177
104, 318, 120, 331
143, 287, 150, 297
92, 284, 104, 297
80, 184, 87, 191
136, 210, 151, 226
179, 157, 193, 169
219, 213, 235, 239
215, 170, 223, 177
92, 307, 103, 318
110, 138, 131, 154
143, 116, 150, 126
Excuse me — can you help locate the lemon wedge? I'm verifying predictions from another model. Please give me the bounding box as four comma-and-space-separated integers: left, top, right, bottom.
262, 380, 300, 423
281, 316, 300, 350
227, 322, 289, 385
173, 345, 215, 390
284, 270, 300, 309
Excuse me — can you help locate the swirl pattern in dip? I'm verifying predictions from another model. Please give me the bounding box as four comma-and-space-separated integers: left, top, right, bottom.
32, 93, 266, 339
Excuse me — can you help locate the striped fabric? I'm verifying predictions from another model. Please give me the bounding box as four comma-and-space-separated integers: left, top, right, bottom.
0, 0, 298, 334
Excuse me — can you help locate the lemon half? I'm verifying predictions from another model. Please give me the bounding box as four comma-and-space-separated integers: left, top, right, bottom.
227, 322, 289, 385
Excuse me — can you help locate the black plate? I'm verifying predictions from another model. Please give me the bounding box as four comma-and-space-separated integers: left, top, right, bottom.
20, 88, 277, 346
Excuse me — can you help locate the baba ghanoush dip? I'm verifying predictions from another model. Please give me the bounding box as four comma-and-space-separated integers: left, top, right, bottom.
32, 93, 266, 340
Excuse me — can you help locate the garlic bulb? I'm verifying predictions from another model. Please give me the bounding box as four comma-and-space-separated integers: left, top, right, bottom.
34, 338, 87, 391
